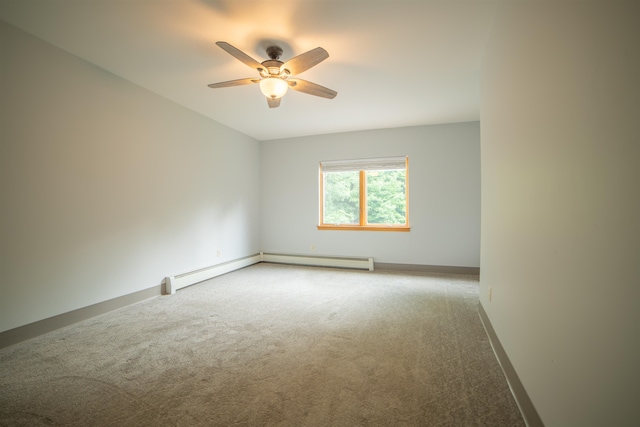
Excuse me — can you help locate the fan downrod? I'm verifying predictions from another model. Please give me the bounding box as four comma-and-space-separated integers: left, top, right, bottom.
266, 46, 283, 60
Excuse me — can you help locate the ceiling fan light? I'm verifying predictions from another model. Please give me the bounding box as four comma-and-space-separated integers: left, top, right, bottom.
259, 77, 288, 99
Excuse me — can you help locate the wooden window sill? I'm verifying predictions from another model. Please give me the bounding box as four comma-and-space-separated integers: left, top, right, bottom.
317, 225, 410, 232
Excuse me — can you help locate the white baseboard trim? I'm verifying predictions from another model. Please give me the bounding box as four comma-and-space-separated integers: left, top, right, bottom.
375, 262, 479, 275
0, 285, 162, 349
260, 252, 374, 271
478, 303, 544, 427
2, 255, 477, 349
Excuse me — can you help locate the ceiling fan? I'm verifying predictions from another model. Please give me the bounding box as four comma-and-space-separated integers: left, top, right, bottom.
208, 41, 337, 108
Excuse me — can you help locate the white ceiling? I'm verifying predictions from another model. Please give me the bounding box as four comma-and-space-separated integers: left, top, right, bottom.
0, 0, 499, 141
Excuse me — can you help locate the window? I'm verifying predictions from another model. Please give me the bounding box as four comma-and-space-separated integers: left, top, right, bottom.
318, 156, 410, 231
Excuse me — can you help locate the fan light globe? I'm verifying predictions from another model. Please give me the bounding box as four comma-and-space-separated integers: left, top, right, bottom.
260, 77, 288, 99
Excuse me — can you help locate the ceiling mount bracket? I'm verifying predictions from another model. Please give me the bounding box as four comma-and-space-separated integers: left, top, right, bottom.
266, 46, 283, 60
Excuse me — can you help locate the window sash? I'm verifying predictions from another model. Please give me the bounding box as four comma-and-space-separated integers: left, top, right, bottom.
365, 169, 407, 225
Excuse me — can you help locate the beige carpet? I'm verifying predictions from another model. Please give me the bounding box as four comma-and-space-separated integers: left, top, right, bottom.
0, 263, 524, 426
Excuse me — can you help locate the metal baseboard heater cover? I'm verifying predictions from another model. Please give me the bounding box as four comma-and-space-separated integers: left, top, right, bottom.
165, 254, 262, 294
260, 252, 374, 271
165, 252, 374, 294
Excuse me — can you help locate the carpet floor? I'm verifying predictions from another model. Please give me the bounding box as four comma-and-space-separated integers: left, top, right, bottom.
0, 263, 524, 426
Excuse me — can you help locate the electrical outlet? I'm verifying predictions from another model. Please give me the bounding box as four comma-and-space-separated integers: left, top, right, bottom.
489, 286, 493, 302
311, 245, 316, 251
217, 250, 221, 258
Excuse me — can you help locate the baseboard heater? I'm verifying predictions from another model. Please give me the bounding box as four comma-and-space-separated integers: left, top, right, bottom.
165, 253, 262, 294
165, 252, 373, 295
260, 252, 374, 271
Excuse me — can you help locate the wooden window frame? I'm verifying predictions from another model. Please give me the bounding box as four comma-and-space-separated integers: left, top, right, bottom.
318, 157, 410, 232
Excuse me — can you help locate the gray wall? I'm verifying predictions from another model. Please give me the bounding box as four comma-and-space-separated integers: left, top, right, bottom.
260, 123, 480, 267
480, 2, 639, 426
0, 21, 261, 332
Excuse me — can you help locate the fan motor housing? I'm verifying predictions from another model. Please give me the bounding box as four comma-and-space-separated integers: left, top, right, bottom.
261, 59, 285, 76
262, 59, 283, 69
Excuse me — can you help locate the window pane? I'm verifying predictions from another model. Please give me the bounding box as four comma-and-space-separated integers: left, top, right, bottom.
323, 171, 360, 224
366, 170, 406, 224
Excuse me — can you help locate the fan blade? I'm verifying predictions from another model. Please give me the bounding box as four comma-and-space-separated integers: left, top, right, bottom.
208, 78, 260, 88
267, 97, 281, 108
281, 47, 329, 75
287, 79, 337, 99
216, 41, 264, 72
